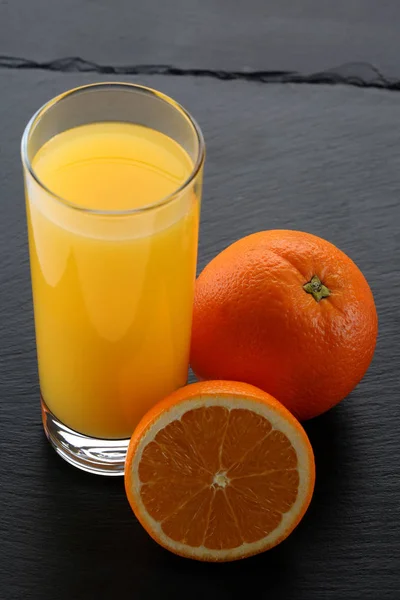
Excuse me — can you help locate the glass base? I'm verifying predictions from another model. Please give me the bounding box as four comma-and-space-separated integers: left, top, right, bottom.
41, 397, 129, 476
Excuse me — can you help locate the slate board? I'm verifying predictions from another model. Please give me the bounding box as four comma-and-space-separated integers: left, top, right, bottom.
0, 70, 399, 600
2, 1, 400, 78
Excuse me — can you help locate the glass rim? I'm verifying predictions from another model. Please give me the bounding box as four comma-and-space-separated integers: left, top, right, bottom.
21, 82, 205, 217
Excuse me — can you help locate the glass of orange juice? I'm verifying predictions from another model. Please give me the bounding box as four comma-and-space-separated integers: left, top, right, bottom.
21, 83, 205, 475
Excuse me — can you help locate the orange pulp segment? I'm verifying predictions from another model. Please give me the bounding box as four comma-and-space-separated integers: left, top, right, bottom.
125, 381, 315, 561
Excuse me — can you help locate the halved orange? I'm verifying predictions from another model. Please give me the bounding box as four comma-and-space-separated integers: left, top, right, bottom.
125, 381, 315, 562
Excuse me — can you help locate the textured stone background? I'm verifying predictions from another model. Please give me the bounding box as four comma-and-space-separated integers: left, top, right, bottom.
1, 4, 399, 600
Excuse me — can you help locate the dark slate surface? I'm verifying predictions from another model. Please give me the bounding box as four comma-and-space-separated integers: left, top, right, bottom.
1, 70, 400, 600
2, 1, 400, 77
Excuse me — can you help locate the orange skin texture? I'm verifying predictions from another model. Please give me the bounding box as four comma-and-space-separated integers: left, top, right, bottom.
125, 380, 315, 561
190, 231, 378, 421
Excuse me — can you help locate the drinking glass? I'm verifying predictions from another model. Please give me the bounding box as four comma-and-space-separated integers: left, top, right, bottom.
21, 83, 204, 475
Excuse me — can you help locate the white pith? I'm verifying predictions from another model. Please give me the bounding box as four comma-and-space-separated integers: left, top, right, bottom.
129, 395, 312, 561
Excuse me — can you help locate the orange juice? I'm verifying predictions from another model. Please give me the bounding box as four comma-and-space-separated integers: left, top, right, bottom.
26, 122, 199, 439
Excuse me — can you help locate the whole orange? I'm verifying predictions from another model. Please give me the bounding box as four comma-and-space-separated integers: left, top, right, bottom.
190, 230, 378, 420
